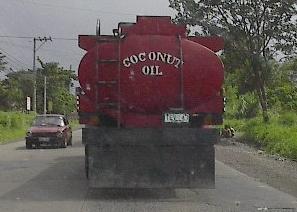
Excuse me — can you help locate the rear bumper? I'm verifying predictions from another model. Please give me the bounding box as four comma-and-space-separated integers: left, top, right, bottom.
26, 137, 63, 146
84, 127, 219, 188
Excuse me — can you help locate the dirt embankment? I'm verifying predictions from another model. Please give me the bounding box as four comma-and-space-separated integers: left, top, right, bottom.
215, 137, 297, 198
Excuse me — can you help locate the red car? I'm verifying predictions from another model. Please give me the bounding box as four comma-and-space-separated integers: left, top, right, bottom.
25, 114, 72, 149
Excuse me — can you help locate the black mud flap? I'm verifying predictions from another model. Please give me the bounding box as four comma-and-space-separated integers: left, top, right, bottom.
83, 127, 219, 189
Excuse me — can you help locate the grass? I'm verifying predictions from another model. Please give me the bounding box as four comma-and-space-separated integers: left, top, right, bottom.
3, 110, 296, 160
226, 112, 297, 160
0, 112, 79, 145
70, 119, 80, 130
224, 118, 246, 131
0, 112, 36, 144
0, 127, 29, 144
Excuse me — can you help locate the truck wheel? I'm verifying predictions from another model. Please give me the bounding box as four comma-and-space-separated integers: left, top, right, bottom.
85, 145, 89, 179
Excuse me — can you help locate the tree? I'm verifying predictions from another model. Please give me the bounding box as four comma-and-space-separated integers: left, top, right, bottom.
169, 0, 297, 121
0, 52, 8, 110
0, 83, 8, 110
0, 54, 76, 114
0, 52, 7, 72
52, 88, 76, 115
267, 58, 297, 112
0, 70, 34, 110
36, 60, 77, 115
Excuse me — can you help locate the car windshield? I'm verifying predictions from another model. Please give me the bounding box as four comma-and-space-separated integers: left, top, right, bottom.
33, 116, 64, 127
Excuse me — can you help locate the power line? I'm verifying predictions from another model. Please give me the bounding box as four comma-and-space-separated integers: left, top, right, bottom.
3, 56, 28, 70
0, 47, 31, 69
9, 0, 137, 16
0, 38, 81, 69
0, 40, 32, 49
51, 37, 77, 41
0, 39, 81, 56
0, 0, 33, 66
0, 35, 78, 41
1, 57, 21, 72
0, 48, 30, 68
0, 35, 33, 39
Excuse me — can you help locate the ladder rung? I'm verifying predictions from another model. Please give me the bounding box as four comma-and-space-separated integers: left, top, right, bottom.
96, 38, 119, 43
97, 102, 118, 109
97, 80, 117, 85
97, 59, 119, 63
98, 102, 118, 106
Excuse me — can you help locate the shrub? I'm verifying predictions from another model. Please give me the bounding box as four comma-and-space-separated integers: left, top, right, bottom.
10, 113, 24, 129
237, 114, 297, 160
224, 118, 246, 131
278, 112, 297, 126
235, 92, 259, 119
0, 112, 36, 144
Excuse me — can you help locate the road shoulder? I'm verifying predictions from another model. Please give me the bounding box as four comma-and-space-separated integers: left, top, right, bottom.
215, 138, 297, 198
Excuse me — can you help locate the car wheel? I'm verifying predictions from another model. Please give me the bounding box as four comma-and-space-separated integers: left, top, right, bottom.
53, 142, 59, 149
26, 143, 32, 149
35, 143, 40, 149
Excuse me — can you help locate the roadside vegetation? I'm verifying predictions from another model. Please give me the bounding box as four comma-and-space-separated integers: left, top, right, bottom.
1, 1, 297, 159
224, 59, 297, 160
0, 59, 76, 114
243, 114, 297, 160
0, 112, 79, 144
169, 1, 297, 160
226, 113, 297, 160
0, 112, 36, 144
70, 119, 79, 129
0, 54, 78, 144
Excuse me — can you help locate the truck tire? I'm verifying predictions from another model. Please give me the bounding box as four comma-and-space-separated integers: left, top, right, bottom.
85, 144, 89, 179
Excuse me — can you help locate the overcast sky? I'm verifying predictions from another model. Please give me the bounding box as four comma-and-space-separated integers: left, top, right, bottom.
0, 0, 174, 75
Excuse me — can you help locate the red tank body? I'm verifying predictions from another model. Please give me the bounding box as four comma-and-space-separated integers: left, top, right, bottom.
78, 16, 225, 188
78, 16, 224, 128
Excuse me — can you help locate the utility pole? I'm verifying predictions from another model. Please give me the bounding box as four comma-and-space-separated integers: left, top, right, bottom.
69, 64, 72, 92
43, 76, 47, 114
32, 36, 52, 113
33, 38, 36, 112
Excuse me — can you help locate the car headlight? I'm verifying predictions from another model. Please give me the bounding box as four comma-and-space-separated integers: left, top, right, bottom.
26, 131, 32, 137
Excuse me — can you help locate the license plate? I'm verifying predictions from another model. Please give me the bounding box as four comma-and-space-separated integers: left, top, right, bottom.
39, 137, 50, 142
164, 113, 190, 123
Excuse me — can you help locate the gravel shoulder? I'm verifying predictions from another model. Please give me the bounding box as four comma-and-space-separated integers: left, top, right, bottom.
215, 137, 297, 198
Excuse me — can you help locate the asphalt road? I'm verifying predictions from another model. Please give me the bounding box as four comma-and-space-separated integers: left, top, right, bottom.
0, 129, 296, 212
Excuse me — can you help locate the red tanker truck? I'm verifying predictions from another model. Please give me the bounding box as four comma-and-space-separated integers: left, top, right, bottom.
77, 16, 224, 188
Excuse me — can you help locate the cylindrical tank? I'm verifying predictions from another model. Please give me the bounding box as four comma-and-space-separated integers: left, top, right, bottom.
78, 16, 224, 127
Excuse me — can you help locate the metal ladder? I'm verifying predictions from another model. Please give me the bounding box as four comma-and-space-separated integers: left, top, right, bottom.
178, 35, 185, 110
95, 34, 121, 128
